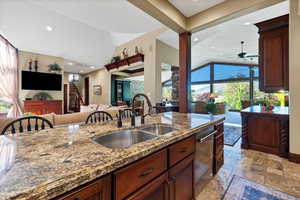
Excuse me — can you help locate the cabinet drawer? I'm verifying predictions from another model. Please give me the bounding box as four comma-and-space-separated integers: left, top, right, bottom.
114, 149, 167, 200
57, 175, 111, 200
169, 136, 195, 167
215, 123, 224, 136
215, 133, 224, 154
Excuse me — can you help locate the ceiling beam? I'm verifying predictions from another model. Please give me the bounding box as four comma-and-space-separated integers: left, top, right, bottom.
128, 0, 287, 34
127, 0, 187, 33
188, 0, 287, 33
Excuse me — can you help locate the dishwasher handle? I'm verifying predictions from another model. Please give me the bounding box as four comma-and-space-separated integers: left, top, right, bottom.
197, 131, 218, 143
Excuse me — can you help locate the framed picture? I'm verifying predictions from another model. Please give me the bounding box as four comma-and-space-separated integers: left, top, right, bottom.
93, 85, 102, 95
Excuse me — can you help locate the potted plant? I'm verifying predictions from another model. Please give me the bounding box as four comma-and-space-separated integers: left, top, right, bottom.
204, 93, 218, 114
48, 63, 62, 73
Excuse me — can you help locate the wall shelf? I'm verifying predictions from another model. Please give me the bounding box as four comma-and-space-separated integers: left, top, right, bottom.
105, 54, 144, 71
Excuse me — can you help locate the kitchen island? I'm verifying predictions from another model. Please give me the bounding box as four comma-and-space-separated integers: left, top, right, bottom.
241, 106, 289, 157
0, 112, 224, 200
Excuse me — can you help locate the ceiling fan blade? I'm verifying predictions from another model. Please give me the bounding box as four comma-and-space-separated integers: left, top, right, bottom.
246, 55, 259, 58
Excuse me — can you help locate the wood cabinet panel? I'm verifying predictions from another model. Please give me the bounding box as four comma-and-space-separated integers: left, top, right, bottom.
213, 123, 224, 175
169, 136, 195, 167
125, 173, 169, 200
56, 175, 111, 200
248, 117, 279, 148
114, 149, 167, 200
169, 154, 194, 200
256, 14, 289, 92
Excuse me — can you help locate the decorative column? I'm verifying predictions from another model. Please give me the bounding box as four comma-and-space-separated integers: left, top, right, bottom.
179, 32, 192, 113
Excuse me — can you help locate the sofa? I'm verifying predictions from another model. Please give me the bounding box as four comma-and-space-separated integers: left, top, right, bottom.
0, 108, 123, 134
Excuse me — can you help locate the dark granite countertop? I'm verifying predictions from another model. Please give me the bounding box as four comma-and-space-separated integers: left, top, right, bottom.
241, 106, 289, 116
0, 112, 224, 200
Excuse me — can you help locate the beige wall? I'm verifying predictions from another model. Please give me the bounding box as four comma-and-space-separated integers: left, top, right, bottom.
84, 69, 111, 105
19, 51, 64, 104
289, 0, 300, 154
112, 28, 166, 103
156, 39, 179, 102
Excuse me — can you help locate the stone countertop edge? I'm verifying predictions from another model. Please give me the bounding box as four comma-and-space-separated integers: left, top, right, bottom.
0, 113, 225, 200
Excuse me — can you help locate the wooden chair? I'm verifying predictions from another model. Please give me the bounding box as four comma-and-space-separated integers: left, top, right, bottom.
120, 109, 134, 119
1, 116, 53, 135
85, 111, 113, 124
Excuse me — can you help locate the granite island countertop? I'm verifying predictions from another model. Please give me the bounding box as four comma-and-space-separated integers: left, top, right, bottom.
0, 112, 225, 200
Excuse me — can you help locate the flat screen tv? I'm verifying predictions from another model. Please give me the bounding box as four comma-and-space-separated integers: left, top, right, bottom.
22, 71, 62, 91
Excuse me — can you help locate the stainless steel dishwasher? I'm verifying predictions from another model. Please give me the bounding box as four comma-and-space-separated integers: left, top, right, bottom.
194, 126, 217, 196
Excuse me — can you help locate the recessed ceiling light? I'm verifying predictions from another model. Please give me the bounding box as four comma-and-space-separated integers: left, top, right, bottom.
46, 25, 53, 32
244, 22, 251, 26
68, 62, 73, 66
90, 66, 95, 69
193, 37, 199, 42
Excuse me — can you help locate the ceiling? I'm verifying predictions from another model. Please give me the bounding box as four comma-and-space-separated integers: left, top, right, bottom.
168, 0, 226, 17
0, 0, 163, 74
158, 1, 289, 68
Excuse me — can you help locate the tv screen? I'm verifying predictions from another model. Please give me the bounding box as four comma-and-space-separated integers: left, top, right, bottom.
22, 71, 62, 91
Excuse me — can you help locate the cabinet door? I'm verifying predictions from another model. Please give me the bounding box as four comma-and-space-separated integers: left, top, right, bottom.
126, 173, 169, 200
248, 116, 280, 155
169, 154, 194, 200
57, 175, 111, 200
259, 26, 288, 91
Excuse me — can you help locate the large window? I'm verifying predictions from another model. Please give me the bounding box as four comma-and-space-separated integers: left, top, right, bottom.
0, 101, 10, 113
191, 62, 258, 111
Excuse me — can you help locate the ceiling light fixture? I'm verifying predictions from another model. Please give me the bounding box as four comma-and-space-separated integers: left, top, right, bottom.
68, 62, 73, 65
193, 37, 199, 42
46, 25, 53, 32
90, 66, 95, 69
244, 22, 251, 26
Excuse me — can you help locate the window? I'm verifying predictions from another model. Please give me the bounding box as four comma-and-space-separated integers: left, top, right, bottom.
214, 82, 250, 110
214, 64, 249, 80
191, 65, 210, 83
162, 86, 172, 100
0, 101, 10, 113
191, 84, 210, 101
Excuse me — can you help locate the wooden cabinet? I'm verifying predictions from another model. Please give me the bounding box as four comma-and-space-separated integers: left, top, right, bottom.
125, 173, 169, 200
114, 150, 167, 200
213, 123, 224, 175
255, 15, 289, 92
24, 100, 62, 115
56, 175, 111, 200
168, 136, 195, 167
169, 154, 194, 200
241, 106, 289, 158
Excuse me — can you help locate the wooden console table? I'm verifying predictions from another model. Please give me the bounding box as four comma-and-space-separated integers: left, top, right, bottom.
241, 106, 289, 158
24, 100, 62, 115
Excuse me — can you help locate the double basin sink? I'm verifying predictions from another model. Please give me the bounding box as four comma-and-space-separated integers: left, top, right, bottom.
92, 124, 177, 149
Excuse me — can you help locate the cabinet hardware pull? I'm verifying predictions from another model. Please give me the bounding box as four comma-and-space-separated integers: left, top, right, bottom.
180, 147, 188, 153
139, 168, 154, 177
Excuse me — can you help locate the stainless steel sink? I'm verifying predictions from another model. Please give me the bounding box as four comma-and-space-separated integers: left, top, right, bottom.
140, 124, 178, 135
92, 130, 157, 149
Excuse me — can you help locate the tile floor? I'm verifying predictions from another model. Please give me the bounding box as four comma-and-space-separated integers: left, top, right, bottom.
197, 139, 300, 199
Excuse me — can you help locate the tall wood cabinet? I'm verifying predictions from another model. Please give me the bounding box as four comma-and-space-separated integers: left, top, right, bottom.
255, 14, 289, 92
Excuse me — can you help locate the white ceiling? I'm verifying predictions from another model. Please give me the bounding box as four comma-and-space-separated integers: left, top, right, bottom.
168, 0, 226, 17
158, 1, 289, 69
0, 0, 163, 74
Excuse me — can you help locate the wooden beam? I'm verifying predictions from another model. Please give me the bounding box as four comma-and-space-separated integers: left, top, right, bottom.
179, 32, 192, 113
187, 0, 287, 32
127, 0, 187, 33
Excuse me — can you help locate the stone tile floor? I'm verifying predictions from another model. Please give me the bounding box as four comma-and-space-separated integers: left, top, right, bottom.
197, 139, 300, 199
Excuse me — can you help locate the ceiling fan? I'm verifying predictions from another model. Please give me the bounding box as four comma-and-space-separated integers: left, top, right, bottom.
238, 41, 259, 60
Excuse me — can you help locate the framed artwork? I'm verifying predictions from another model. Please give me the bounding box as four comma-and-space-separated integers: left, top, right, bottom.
93, 85, 102, 95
